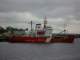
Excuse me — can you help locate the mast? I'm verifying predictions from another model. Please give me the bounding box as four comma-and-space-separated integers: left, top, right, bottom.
63, 20, 68, 34
63, 23, 66, 34
30, 21, 33, 32
44, 16, 47, 28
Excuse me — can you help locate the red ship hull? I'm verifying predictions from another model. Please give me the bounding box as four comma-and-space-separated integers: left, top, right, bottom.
9, 36, 46, 43
51, 35, 75, 43
8, 35, 75, 43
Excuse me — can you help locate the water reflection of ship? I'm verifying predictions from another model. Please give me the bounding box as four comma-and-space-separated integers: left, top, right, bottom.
9, 17, 75, 43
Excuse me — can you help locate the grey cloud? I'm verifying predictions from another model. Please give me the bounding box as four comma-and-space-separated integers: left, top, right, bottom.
0, 0, 79, 18
0, 0, 80, 33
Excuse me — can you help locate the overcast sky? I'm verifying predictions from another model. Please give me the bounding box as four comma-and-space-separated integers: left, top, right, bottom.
0, 0, 80, 33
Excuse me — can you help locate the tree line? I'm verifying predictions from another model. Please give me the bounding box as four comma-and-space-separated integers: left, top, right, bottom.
0, 26, 28, 34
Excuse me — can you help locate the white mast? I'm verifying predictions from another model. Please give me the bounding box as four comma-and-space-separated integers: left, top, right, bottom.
44, 16, 47, 29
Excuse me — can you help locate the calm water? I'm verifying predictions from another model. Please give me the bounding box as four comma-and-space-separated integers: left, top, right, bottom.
0, 38, 80, 60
